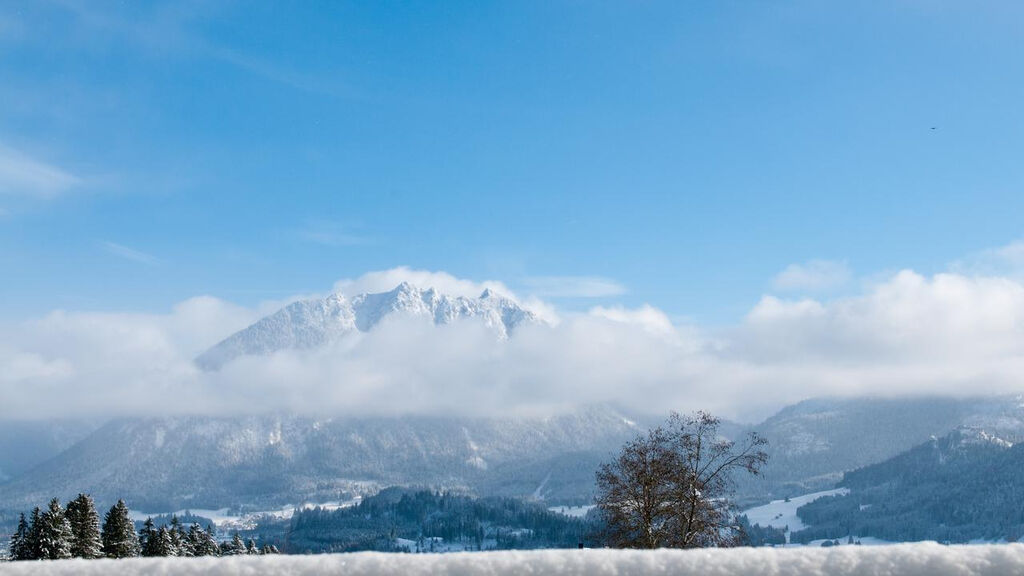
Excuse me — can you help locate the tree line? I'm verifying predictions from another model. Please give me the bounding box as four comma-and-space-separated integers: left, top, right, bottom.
6, 494, 278, 561
254, 487, 593, 553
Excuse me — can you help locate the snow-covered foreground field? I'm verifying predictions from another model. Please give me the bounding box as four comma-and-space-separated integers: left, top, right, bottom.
4, 544, 1024, 576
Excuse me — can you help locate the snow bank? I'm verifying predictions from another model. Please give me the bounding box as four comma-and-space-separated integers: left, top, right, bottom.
4, 543, 1024, 576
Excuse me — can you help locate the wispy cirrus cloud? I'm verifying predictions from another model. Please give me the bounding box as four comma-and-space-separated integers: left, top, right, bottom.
101, 241, 159, 265
0, 144, 81, 198
45, 2, 356, 98
294, 221, 372, 247
519, 276, 627, 298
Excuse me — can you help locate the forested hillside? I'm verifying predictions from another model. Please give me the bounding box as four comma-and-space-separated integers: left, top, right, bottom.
253, 488, 596, 553
792, 428, 1024, 543
733, 396, 1024, 505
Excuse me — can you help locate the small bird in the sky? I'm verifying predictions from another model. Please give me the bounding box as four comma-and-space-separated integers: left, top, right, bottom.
930, 127, 937, 130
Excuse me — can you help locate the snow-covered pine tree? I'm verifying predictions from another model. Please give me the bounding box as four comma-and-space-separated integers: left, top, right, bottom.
200, 524, 221, 556
37, 498, 73, 560
26, 507, 43, 560
246, 538, 258, 555
139, 517, 158, 557
185, 523, 206, 556
222, 532, 246, 556
101, 500, 140, 558
154, 526, 178, 557
168, 516, 188, 556
177, 532, 195, 557
8, 513, 30, 561
66, 493, 103, 558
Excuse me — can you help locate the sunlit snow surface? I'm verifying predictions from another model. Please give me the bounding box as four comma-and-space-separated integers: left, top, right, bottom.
742, 488, 850, 543
4, 544, 1024, 575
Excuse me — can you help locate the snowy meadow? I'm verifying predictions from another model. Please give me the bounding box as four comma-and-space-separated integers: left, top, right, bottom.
3, 544, 1024, 576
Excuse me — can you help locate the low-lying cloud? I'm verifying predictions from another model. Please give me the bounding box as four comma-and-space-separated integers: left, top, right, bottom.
5, 254, 1024, 422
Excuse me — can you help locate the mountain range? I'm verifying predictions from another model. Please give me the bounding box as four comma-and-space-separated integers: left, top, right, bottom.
4, 282, 1024, 536
196, 282, 539, 369
5, 395, 1024, 524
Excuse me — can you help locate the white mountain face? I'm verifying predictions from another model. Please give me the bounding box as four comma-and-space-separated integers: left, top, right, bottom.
196, 282, 540, 370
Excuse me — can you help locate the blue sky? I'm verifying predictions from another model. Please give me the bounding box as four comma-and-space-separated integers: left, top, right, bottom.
2, 1, 1023, 321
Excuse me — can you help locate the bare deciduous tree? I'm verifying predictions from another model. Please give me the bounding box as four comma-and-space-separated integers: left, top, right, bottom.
595, 411, 768, 549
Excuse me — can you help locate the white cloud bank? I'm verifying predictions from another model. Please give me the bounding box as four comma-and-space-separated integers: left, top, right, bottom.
3, 543, 1024, 576
6, 254, 1024, 421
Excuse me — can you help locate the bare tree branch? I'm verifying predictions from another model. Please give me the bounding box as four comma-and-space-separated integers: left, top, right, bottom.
595, 411, 769, 549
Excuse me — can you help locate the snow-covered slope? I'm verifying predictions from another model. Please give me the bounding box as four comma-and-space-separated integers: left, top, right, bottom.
0, 407, 636, 513
196, 283, 539, 369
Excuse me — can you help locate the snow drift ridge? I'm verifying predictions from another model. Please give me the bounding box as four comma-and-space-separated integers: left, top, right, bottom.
4, 543, 1024, 576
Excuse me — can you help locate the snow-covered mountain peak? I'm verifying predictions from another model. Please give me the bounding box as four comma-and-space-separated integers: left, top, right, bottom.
196, 283, 541, 370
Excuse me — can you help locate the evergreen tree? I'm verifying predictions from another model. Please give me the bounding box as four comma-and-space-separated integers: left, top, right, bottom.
154, 526, 177, 557
26, 507, 43, 560
139, 517, 158, 557
37, 498, 73, 560
221, 532, 246, 556
246, 537, 259, 555
230, 532, 246, 555
8, 513, 30, 561
176, 525, 195, 557
201, 524, 221, 557
101, 500, 140, 558
66, 493, 103, 559
186, 523, 207, 556
168, 516, 187, 556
